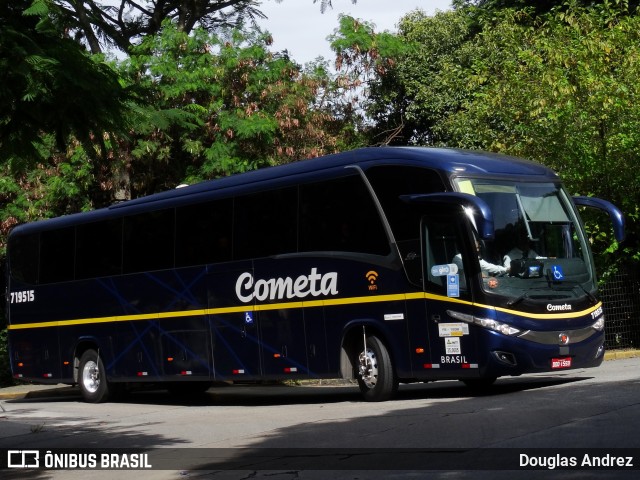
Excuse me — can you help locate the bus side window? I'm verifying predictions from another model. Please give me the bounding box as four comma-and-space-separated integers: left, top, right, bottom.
175, 198, 233, 266
299, 175, 390, 255
76, 219, 123, 279
40, 227, 75, 284
233, 187, 298, 260
123, 209, 175, 274
7, 234, 39, 285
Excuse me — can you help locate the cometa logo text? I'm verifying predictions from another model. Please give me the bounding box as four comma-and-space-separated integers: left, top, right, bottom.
236, 268, 339, 303
547, 303, 572, 311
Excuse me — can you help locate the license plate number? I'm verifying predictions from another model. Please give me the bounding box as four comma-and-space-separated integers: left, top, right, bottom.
551, 357, 572, 369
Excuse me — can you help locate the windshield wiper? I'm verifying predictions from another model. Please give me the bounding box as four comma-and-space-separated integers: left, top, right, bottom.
544, 272, 597, 304
572, 282, 597, 304
507, 292, 528, 307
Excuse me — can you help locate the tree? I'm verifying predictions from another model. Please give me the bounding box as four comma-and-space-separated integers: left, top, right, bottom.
310, 0, 357, 13
328, 15, 411, 144
51, 1, 360, 55
452, 0, 640, 15
0, 0, 134, 172
115, 21, 362, 196
53, 0, 266, 54
328, 11, 472, 145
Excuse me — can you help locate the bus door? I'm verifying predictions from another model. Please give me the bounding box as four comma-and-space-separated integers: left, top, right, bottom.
420, 211, 480, 376
253, 260, 311, 379
208, 263, 262, 381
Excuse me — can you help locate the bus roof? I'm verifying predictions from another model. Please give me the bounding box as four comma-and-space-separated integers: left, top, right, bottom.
9, 147, 558, 236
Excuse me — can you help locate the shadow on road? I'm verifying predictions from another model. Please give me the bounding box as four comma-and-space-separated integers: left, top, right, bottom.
4, 373, 639, 479
6, 373, 594, 408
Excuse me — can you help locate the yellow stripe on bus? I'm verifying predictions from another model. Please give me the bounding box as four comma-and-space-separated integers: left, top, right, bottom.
7, 293, 602, 330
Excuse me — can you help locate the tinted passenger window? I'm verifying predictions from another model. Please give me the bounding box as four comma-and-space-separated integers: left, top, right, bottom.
176, 199, 233, 267
76, 219, 123, 279
234, 188, 298, 259
40, 227, 75, 283
123, 209, 175, 273
8, 234, 39, 284
299, 175, 390, 255
366, 165, 445, 243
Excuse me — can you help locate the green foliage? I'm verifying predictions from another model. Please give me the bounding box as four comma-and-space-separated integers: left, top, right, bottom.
0, 0, 134, 172
0, 328, 13, 387
117, 21, 360, 193
328, 15, 414, 144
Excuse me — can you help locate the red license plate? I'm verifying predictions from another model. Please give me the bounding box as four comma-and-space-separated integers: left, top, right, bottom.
551, 357, 572, 369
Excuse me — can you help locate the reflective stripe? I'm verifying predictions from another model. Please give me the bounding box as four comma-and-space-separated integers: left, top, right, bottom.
7, 293, 603, 330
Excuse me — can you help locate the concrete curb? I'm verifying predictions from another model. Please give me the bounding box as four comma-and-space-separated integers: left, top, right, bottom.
0, 385, 78, 401
1, 350, 638, 401
604, 349, 640, 360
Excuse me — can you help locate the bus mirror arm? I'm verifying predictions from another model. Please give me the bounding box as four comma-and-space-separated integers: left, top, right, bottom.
400, 192, 495, 240
572, 196, 626, 243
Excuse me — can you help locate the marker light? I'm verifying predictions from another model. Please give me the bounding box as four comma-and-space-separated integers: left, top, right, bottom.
446, 310, 521, 336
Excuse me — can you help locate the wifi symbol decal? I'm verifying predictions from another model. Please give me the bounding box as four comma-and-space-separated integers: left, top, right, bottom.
366, 271, 379, 291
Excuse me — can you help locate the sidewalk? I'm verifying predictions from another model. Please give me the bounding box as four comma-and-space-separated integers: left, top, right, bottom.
0, 383, 78, 401
1, 349, 638, 401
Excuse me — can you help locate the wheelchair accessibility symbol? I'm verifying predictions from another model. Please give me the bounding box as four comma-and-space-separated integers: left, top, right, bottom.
552, 265, 565, 281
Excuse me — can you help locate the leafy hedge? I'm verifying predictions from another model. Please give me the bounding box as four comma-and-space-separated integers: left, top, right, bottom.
0, 328, 14, 387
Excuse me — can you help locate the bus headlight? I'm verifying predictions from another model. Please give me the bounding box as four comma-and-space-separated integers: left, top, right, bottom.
446, 310, 521, 336
592, 316, 605, 331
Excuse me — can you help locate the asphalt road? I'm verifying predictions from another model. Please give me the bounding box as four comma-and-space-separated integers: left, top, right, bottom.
1, 357, 639, 479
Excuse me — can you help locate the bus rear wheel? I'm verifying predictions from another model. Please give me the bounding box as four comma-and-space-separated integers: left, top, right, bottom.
356, 335, 397, 402
78, 349, 110, 403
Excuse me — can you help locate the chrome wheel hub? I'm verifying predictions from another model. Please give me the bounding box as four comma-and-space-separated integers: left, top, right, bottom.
358, 348, 378, 389
82, 360, 100, 394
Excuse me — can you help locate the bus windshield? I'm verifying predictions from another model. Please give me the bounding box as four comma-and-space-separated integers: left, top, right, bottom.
453, 178, 595, 302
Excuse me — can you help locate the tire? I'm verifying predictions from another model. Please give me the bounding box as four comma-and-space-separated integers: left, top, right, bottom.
356, 335, 398, 402
78, 349, 111, 403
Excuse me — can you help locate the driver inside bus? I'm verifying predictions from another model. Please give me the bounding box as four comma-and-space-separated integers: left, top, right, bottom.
453, 239, 508, 277
503, 232, 542, 270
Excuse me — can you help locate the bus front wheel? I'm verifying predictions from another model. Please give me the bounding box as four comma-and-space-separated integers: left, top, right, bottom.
356, 335, 398, 402
78, 349, 110, 403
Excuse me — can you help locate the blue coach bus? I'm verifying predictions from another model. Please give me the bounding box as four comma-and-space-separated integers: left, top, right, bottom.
5, 147, 625, 402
